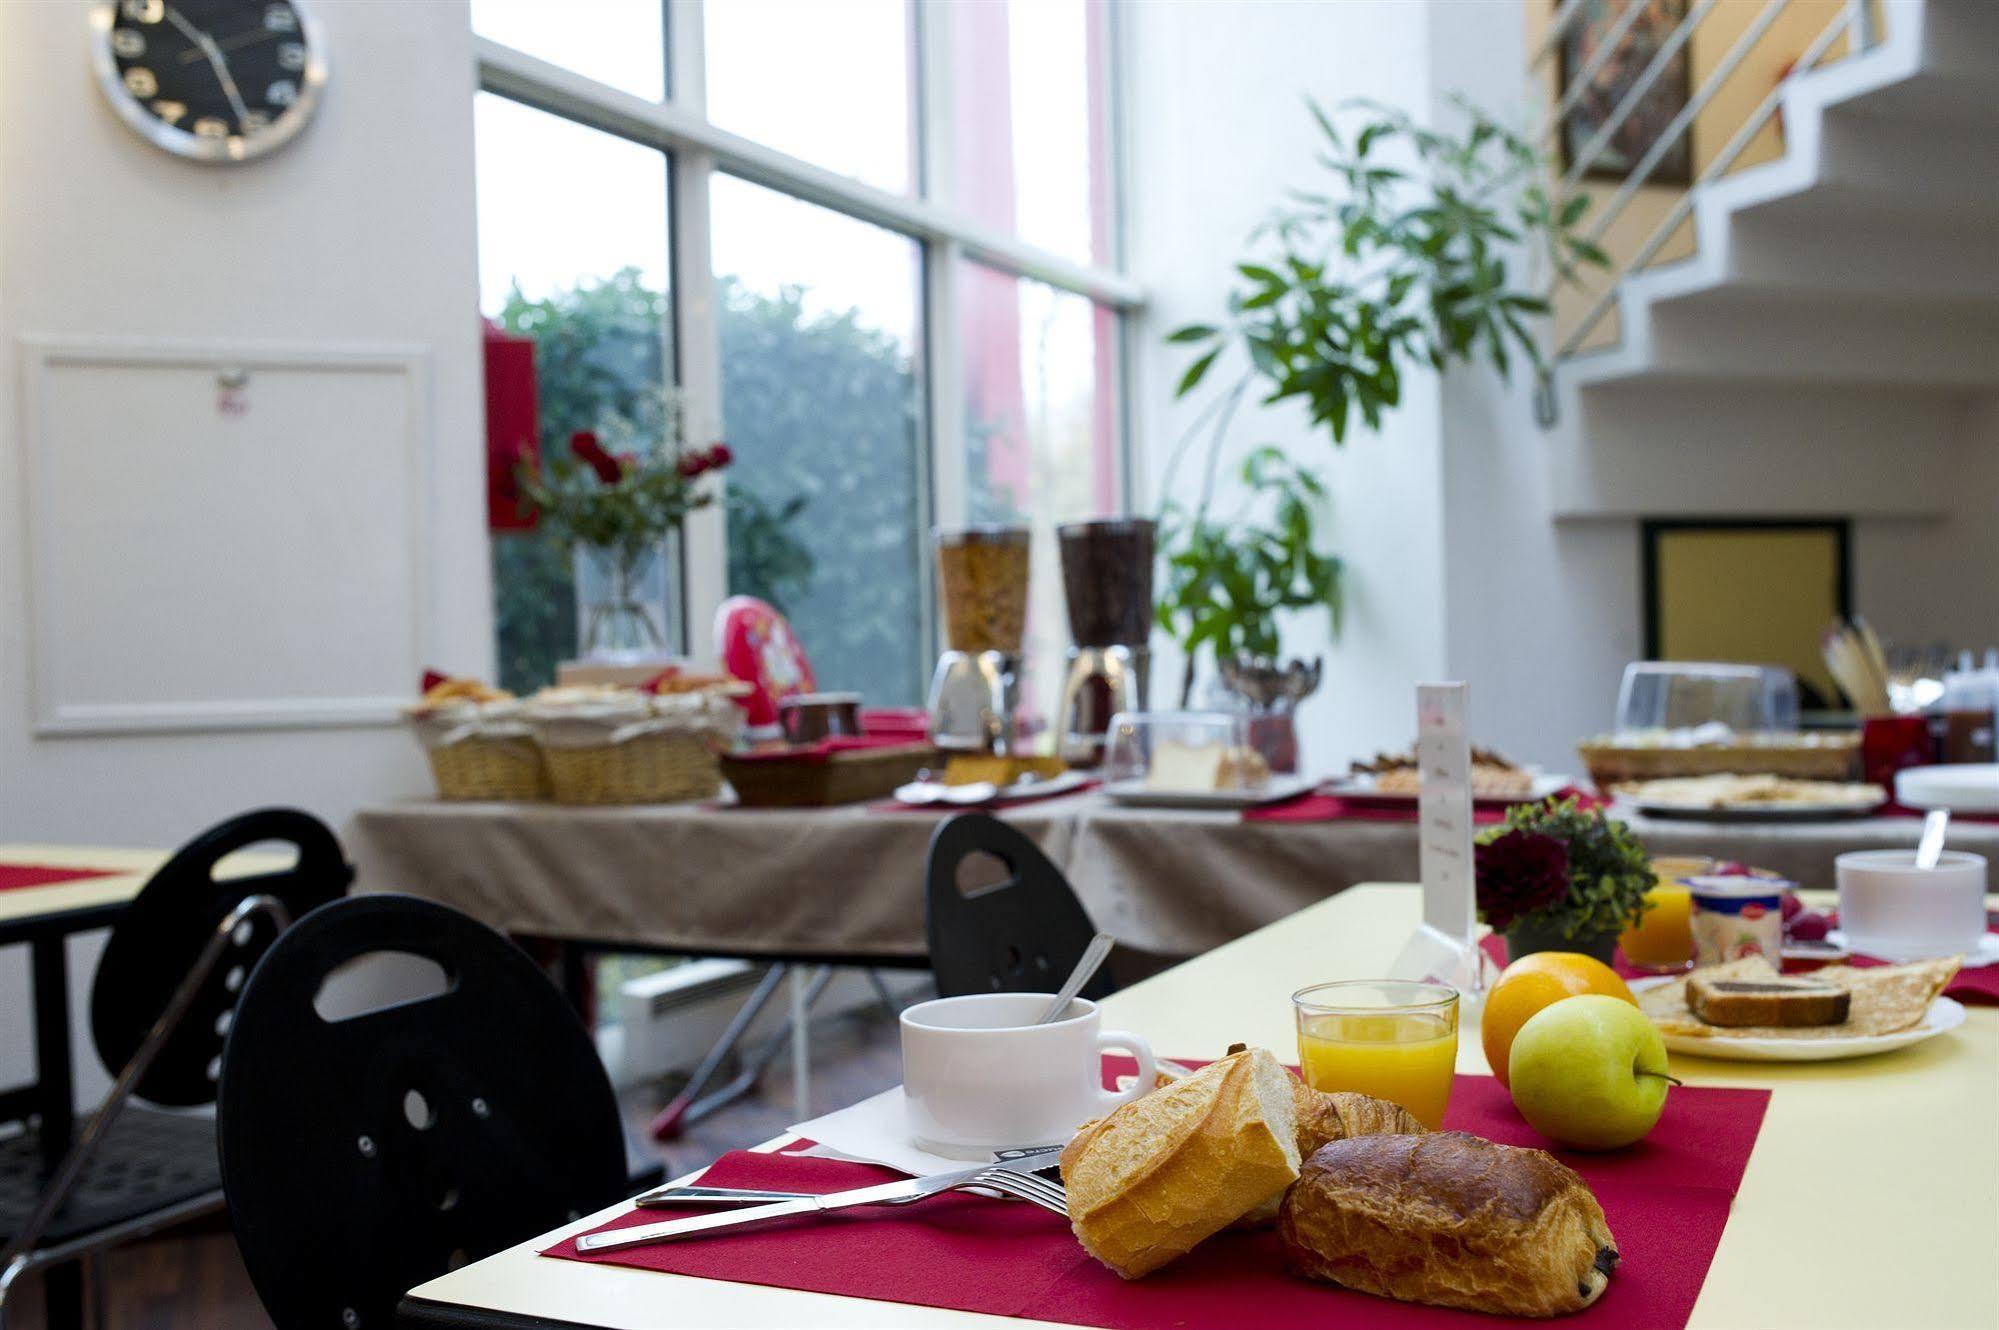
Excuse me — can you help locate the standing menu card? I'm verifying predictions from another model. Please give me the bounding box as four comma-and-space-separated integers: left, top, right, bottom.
1389, 683, 1497, 997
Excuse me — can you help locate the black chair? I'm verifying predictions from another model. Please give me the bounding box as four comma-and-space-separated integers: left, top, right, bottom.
0, 807, 351, 1329
924, 813, 1116, 1000
217, 893, 628, 1330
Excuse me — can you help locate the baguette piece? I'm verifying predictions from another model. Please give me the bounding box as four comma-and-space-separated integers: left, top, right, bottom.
1280, 1132, 1619, 1318
1688, 972, 1850, 1027
1060, 1047, 1300, 1278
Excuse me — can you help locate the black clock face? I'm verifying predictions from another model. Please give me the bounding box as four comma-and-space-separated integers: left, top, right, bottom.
97, 0, 325, 161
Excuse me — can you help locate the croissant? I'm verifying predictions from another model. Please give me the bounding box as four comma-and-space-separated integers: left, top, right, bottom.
1280, 1131, 1619, 1318
1293, 1080, 1428, 1157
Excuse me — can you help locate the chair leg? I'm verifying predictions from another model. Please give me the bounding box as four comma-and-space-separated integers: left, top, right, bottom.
864, 968, 900, 1020
648, 964, 789, 1140
673, 965, 834, 1131
84, 1254, 107, 1330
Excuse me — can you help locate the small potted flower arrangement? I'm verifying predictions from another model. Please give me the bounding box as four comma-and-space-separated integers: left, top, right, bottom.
517, 388, 730, 660
1475, 797, 1656, 964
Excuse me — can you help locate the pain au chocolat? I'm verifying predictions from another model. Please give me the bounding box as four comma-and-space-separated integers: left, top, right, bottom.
1279, 1131, 1619, 1318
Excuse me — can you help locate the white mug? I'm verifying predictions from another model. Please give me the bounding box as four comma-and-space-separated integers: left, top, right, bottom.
1836, 848, 1988, 961
900, 993, 1157, 1160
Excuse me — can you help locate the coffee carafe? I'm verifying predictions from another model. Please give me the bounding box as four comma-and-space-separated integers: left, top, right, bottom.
1056, 518, 1155, 764
926, 526, 1030, 752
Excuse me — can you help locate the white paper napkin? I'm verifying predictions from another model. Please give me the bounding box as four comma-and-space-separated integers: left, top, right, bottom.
788, 1085, 988, 1177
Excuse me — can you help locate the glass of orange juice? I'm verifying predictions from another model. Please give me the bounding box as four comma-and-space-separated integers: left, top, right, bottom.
1619, 884, 1695, 972
1292, 981, 1459, 1129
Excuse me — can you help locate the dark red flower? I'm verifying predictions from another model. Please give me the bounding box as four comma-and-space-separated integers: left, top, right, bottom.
570, 430, 621, 485
706, 442, 734, 469
1475, 828, 1571, 932
677, 452, 708, 479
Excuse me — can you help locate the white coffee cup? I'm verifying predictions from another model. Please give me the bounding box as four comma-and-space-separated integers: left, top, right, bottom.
900, 993, 1157, 1160
1836, 848, 1988, 960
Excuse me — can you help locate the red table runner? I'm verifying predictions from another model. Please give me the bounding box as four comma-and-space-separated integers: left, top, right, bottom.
548, 1073, 1769, 1330
1478, 931, 1999, 1005
1245, 785, 1603, 825
0, 863, 118, 894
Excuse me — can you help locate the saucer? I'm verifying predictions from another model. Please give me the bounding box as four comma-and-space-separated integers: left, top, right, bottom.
1826, 929, 1999, 968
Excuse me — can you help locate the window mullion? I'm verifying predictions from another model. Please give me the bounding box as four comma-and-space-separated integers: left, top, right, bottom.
665, 0, 725, 660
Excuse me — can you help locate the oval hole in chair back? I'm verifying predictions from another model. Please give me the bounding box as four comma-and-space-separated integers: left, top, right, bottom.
217, 894, 628, 1330
90, 807, 353, 1108
924, 813, 1114, 1001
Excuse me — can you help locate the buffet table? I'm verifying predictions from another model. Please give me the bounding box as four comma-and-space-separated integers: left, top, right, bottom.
348, 797, 1999, 961
396, 884, 1999, 1330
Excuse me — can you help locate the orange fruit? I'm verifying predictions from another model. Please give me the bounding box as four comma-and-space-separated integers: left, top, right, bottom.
1481, 952, 1637, 1088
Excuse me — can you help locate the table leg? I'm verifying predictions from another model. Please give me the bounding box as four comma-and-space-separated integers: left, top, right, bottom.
558, 941, 595, 1025
30, 934, 74, 1173
790, 966, 811, 1121
29, 934, 85, 1330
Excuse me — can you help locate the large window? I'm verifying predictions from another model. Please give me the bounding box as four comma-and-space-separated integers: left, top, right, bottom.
473, 0, 1138, 725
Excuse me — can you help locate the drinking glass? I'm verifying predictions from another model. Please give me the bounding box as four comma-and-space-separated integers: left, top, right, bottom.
1619, 884, 1695, 972
1292, 981, 1459, 1129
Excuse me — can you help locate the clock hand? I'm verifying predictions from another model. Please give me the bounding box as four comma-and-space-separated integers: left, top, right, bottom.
178, 25, 274, 64
163, 4, 252, 125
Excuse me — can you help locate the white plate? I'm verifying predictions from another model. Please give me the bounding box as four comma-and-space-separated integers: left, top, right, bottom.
1319, 772, 1569, 806
891, 769, 1092, 807
1099, 774, 1318, 810
1825, 929, 1999, 968
1895, 763, 1999, 813
1624, 795, 1886, 822
1632, 975, 1966, 1062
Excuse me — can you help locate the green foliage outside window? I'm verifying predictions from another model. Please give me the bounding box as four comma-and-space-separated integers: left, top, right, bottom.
490, 270, 922, 702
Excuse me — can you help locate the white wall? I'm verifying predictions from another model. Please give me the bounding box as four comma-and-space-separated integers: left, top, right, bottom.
0, 0, 487, 847
0, 0, 484, 1101
1124, 0, 1450, 771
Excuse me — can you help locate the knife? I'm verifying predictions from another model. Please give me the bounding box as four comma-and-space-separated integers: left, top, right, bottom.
583, 1146, 1063, 1252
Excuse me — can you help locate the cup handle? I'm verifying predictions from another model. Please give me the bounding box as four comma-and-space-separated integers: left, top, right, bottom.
1094, 1030, 1158, 1111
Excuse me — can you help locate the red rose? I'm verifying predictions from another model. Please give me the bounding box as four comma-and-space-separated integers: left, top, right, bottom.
570, 431, 621, 485
677, 452, 707, 478
706, 442, 734, 469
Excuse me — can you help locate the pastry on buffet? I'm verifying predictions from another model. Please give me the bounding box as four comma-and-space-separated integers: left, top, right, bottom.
414, 674, 512, 708
1352, 746, 1534, 798
1615, 773, 1885, 810
1060, 1048, 1301, 1278
1687, 970, 1850, 1028
1640, 955, 1959, 1040
1146, 741, 1270, 793
1279, 1131, 1619, 1318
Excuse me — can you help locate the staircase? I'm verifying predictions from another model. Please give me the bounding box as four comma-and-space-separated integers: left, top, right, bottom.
1538, 0, 1999, 519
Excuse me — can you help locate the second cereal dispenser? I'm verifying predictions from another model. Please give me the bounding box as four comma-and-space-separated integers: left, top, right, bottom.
926, 525, 1029, 753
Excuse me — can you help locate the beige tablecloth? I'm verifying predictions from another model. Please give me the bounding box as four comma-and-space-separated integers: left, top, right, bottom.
346, 796, 1999, 962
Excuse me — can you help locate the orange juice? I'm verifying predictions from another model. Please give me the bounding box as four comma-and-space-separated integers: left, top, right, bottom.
1619, 884, 1694, 970
1292, 982, 1460, 1129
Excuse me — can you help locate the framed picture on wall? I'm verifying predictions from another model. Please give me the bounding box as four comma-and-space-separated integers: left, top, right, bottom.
1558, 0, 1695, 185
1642, 519, 1851, 710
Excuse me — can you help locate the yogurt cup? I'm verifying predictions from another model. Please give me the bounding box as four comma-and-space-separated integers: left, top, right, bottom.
1686, 874, 1789, 968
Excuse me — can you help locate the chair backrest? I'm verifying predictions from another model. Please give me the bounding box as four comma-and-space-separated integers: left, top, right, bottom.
924, 813, 1115, 1000
89, 806, 352, 1108
217, 894, 628, 1330
714, 593, 817, 731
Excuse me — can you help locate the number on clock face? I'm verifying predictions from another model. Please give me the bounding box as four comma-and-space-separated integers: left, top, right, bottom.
98, 0, 321, 161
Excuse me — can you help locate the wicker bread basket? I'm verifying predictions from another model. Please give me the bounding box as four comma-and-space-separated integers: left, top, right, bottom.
1578, 731, 1859, 790
526, 689, 741, 805
405, 702, 550, 801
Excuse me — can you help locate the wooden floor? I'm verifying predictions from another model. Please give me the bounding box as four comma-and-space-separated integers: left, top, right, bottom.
7, 1000, 908, 1330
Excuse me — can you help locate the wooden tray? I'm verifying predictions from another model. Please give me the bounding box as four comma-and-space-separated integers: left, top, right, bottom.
722, 743, 939, 808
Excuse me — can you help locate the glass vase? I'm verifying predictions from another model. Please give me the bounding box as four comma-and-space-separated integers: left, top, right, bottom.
576, 543, 666, 662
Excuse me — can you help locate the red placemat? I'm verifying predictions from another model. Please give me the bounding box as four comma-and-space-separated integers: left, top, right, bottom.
0, 863, 118, 894
1479, 931, 1999, 1005
1247, 785, 1603, 825
548, 1073, 1768, 1330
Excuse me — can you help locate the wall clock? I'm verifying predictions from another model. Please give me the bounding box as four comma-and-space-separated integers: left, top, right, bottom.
90, 0, 328, 163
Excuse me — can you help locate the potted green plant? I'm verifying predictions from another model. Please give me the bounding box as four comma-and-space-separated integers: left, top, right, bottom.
517, 387, 729, 660
1475, 797, 1656, 964
1159, 96, 1605, 697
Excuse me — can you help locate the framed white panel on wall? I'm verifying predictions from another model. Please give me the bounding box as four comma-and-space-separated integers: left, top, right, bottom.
18, 336, 431, 737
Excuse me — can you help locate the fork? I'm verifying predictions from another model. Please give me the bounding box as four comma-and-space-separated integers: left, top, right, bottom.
641, 1167, 1069, 1217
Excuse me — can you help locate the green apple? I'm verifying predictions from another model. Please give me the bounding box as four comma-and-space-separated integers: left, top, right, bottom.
1507, 994, 1675, 1150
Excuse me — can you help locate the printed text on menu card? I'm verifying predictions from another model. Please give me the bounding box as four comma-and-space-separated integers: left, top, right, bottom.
1417, 683, 1475, 942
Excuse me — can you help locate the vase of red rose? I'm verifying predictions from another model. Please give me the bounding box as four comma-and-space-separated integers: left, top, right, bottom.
516, 390, 732, 664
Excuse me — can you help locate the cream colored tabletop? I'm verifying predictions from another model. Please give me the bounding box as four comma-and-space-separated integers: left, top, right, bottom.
404, 884, 1999, 1330
0, 844, 171, 928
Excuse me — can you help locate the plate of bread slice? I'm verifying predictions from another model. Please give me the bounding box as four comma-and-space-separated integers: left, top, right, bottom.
1064, 1046, 1620, 1317
1633, 955, 1964, 1061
